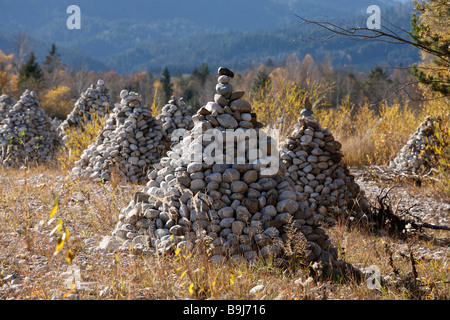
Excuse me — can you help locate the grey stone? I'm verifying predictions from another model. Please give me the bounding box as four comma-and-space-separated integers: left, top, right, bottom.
120, 90, 129, 99
236, 206, 252, 222
187, 162, 203, 173
205, 102, 224, 115
205, 172, 222, 184
218, 75, 231, 84
214, 94, 229, 107
276, 199, 299, 214
218, 67, 234, 78
231, 181, 248, 193
217, 114, 238, 129
98, 236, 121, 251
243, 170, 258, 184
263, 227, 280, 238
231, 221, 246, 235
260, 245, 280, 258
249, 284, 265, 295
218, 207, 234, 218
278, 190, 297, 201
223, 168, 240, 182
230, 99, 251, 113
220, 217, 235, 228
261, 205, 277, 217
301, 135, 313, 143
229, 91, 245, 102
216, 83, 233, 97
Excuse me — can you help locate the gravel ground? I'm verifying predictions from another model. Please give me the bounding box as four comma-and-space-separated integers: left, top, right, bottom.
351, 165, 450, 226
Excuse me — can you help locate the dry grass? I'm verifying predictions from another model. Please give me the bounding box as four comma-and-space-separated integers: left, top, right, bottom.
0, 165, 447, 300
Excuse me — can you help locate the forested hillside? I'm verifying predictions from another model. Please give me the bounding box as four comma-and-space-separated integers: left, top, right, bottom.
0, 0, 417, 73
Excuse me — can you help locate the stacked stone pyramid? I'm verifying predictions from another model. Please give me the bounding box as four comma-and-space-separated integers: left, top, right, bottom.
0, 90, 62, 167
71, 90, 165, 183
107, 67, 339, 267
389, 116, 443, 174
0, 94, 15, 120
57, 79, 113, 142
279, 98, 370, 225
156, 95, 195, 148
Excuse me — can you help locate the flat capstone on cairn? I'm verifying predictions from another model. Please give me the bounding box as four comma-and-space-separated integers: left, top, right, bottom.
103, 67, 344, 269
71, 90, 165, 184
156, 95, 194, 149
279, 98, 370, 226
389, 116, 444, 174
57, 79, 113, 142
0, 89, 62, 167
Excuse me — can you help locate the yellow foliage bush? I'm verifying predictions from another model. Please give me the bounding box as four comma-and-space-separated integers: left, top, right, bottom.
251, 76, 433, 167
430, 120, 450, 195
41, 85, 75, 119
150, 84, 161, 116
421, 93, 450, 194
316, 100, 421, 166
0, 50, 18, 95
57, 112, 106, 168
249, 76, 333, 139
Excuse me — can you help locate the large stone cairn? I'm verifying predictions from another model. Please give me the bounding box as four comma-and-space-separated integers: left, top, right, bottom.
57, 79, 113, 142
0, 94, 15, 120
107, 67, 339, 267
156, 95, 195, 148
279, 98, 370, 225
389, 116, 443, 174
0, 89, 62, 167
71, 90, 165, 183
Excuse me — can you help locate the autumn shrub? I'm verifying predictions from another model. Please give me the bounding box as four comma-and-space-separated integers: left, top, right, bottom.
0, 50, 18, 95
372, 103, 421, 164
249, 76, 333, 139
316, 100, 420, 166
315, 98, 378, 166
430, 121, 450, 195
41, 85, 75, 119
422, 94, 450, 194
250, 75, 422, 166
57, 112, 106, 168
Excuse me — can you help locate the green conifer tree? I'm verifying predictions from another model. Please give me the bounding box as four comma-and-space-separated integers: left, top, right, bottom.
18, 51, 44, 91
161, 66, 173, 103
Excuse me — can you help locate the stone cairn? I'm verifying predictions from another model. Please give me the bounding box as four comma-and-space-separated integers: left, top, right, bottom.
279, 98, 370, 225
104, 67, 341, 268
71, 90, 165, 183
57, 79, 113, 142
0, 89, 62, 167
389, 116, 443, 174
156, 95, 195, 149
0, 94, 15, 120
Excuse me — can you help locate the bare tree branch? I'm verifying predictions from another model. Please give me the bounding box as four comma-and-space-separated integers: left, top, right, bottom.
294, 14, 450, 64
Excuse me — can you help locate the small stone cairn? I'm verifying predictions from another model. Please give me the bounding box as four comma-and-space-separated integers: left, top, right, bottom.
0, 94, 15, 120
71, 90, 165, 183
156, 95, 194, 148
57, 79, 113, 142
104, 67, 341, 268
0, 89, 62, 167
279, 98, 370, 225
389, 116, 443, 174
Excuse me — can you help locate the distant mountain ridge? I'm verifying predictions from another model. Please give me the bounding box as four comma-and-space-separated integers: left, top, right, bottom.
0, 0, 418, 74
